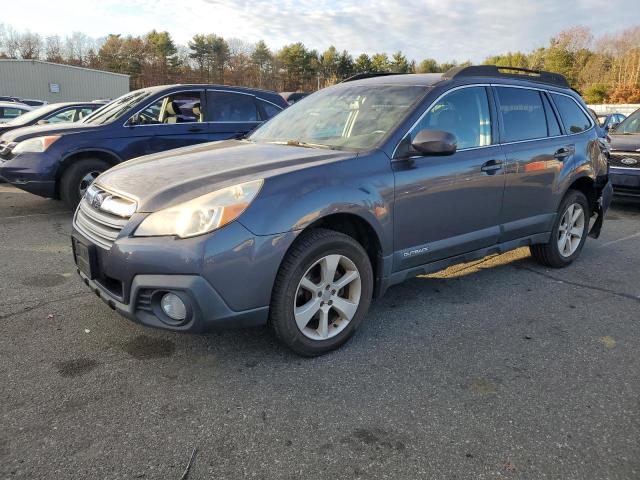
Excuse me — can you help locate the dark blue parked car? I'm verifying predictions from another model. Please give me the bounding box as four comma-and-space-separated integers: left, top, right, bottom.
0, 84, 287, 206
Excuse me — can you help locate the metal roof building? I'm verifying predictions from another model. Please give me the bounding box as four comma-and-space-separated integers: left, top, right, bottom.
0, 60, 129, 102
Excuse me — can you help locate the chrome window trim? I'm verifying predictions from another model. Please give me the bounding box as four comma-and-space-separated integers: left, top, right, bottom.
391, 83, 491, 158
122, 88, 277, 127
392, 82, 595, 159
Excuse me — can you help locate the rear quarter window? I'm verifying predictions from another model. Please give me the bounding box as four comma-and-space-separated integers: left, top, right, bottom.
551, 94, 592, 134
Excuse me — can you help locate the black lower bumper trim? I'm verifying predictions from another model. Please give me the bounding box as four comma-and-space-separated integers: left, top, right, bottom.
77, 270, 269, 332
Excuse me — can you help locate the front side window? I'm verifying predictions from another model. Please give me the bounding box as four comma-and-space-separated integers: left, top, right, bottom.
411, 86, 492, 149
208, 91, 258, 122
134, 91, 203, 125
551, 93, 592, 134
496, 87, 547, 142
250, 84, 428, 151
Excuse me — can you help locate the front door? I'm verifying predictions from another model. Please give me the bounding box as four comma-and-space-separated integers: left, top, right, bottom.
124, 90, 209, 158
393, 85, 506, 271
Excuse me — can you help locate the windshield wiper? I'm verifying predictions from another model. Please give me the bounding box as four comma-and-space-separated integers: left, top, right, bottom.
268, 140, 332, 149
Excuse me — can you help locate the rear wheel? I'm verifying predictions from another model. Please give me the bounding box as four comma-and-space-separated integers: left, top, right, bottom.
269, 229, 374, 356
60, 158, 110, 208
530, 190, 589, 268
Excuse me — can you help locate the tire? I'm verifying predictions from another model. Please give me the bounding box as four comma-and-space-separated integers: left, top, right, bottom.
530, 190, 590, 268
269, 228, 374, 356
60, 158, 110, 208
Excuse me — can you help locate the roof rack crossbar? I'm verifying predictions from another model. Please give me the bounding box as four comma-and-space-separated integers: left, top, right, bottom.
442, 65, 570, 88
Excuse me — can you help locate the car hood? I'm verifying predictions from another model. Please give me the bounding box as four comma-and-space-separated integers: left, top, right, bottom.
0, 121, 100, 142
96, 140, 355, 212
609, 133, 640, 152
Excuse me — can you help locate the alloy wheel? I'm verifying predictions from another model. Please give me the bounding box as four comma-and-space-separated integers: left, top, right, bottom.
294, 254, 362, 341
557, 202, 585, 257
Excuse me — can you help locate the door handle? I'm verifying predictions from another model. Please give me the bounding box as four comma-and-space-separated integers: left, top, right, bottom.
554, 146, 574, 160
187, 127, 204, 133
481, 159, 503, 174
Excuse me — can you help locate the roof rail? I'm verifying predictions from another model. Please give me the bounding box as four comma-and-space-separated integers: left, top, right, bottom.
341, 72, 403, 83
442, 65, 570, 88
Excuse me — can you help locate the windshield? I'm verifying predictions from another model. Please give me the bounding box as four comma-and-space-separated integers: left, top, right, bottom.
249, 84, 428, 151
81, 90, 153, 126
5, 104, 62, 126
615, 109, 640, 134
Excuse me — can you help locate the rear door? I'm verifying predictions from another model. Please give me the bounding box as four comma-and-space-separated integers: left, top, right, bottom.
495, 86, 571, 242
206, 90, 262, 141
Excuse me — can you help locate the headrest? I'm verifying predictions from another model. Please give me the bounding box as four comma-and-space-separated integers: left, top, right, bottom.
165, 101, 178, 116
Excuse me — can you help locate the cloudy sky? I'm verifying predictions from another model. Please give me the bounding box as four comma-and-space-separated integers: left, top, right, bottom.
2, 0, 639, 62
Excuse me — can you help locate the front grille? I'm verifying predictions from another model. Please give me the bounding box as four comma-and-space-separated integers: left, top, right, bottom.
74, 199, 129, 249
609, 151, 640, 169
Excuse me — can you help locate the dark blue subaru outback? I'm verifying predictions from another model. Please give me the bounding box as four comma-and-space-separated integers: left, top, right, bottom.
0, 84, 287, 206
71, 66, 612, 356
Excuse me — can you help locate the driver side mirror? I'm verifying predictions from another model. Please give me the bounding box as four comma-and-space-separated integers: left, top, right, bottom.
127, 113, 141, 126
606, 122, 619, 132
36, 119, 48, 125
411, 129, 457, 156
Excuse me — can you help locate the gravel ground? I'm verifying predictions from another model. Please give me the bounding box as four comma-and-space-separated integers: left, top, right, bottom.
1, 184, 639, 479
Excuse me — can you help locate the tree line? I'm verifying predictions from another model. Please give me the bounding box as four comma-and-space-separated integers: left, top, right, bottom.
0, 24, 638, 103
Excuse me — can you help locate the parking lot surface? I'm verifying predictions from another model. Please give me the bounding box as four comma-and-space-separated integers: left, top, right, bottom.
1, 183, 639, 479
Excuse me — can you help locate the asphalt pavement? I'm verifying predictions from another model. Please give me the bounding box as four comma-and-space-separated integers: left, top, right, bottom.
1, 184, 639, 479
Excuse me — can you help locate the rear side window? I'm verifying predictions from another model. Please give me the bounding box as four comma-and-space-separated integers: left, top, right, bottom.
208, 91, 258, 122
411, 86, 492, 149
541, 93, 562, 136
496, 87, 547, 142
551, 94, 592, 134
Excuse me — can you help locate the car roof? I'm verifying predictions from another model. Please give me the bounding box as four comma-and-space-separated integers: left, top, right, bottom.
0, 101, 31, 109
142, 84, 281, 96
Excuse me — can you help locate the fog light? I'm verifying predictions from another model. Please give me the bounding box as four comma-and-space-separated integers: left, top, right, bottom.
160, 293, 186, 321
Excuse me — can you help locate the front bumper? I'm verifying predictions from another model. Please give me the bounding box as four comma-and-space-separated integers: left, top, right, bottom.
72, 221, 297, 332
77, 269, 268, 332
0, 152, 57, 197
610, 166, 640, 197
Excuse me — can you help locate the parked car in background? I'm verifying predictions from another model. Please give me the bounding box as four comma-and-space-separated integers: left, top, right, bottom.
19, 99, 48, 108
280, 91, 310, 104
0, 101, 106, 137
71, 66, 611, 356
0, 96, 22, 103
608, 108, 640, 198
598, 113, 626, 131
0, 102, 32, 122
0, 84, 287, 206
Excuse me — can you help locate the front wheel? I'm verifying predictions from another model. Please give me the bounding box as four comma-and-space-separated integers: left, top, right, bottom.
269, 229, 374, 356
60, 158, 110, 208
530, 190, 590, 268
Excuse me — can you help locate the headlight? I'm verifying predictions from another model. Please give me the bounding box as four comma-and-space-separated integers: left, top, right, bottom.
134, 179, 263, 238
12, 135, 61, 154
